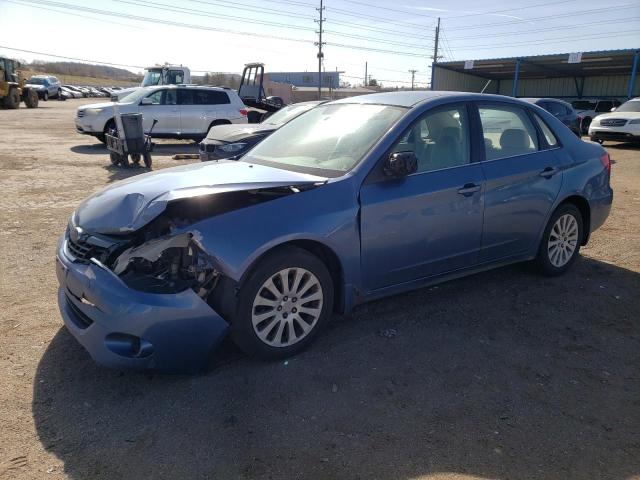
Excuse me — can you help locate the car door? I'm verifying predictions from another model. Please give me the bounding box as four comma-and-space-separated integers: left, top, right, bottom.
139, 89, 179, 135
177, 89, 200, 135
359, 103, 485, 291
477, 102, 563, 262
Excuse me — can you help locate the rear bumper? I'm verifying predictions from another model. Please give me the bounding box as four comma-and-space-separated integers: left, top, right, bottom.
56, 238, 229, 373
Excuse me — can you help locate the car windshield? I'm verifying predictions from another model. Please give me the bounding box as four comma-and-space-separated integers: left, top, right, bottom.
572, 101, 596, 110
118, 88, 149, 103
142, 70, 162, 87
244, 103, 406, 177
28, 77, 45, 85
615, 100, 640, 112
262, 104, 316, 126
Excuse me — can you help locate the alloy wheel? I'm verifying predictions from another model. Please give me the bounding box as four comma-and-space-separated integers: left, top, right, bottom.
547, 213, 579, 267
251, 267, 323, 347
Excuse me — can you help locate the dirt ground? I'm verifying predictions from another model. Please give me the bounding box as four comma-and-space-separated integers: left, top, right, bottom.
1, 99, 639, 480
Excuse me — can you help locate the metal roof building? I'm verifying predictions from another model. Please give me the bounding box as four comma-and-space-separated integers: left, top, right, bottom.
432, 49, 640, 100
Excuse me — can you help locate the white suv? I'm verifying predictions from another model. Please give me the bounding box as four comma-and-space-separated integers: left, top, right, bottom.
75, 85, 248, 143
588, 97, 640, 144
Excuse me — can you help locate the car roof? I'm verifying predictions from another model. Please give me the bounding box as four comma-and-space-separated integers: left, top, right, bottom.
145, 84, 232, 92
329, 90, 540, 108
521, 97, 572, 106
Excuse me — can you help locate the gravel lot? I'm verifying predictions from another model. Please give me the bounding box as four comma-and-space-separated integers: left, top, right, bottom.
1, 99, 639, 480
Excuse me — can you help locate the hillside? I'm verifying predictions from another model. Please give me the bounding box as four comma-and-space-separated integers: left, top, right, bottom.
26, 61, 141, 87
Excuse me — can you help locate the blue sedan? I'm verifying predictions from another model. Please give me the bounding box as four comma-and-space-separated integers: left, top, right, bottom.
56, 91, 613, 372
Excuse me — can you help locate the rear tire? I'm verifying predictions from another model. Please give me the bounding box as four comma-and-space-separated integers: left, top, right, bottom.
231, 246, 334, 359
535, 204, 583, 276
3, 88, 20, 109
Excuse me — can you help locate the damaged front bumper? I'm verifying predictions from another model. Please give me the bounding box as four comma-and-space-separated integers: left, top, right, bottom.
56, 237, 229, 373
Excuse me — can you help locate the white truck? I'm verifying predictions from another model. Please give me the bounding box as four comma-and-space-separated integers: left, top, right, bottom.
112, 65, 191, 101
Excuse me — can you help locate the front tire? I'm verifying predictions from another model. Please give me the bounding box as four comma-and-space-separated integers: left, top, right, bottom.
231, 246, 334, 359
43, 91, 48, 101
24, 90, 38, 108
535, 204, 583, 276
3, 88, 20, 109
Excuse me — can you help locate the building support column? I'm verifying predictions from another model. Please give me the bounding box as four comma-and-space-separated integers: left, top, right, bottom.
627, 50, 639, 99
512, 58, 521, 97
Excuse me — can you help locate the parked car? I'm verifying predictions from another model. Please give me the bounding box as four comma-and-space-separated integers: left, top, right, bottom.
63, 85, 86, 98
522, 98, 581, 137
60, 86, 82, 99
588, 97, 640, 144
25, 75, 61, 101
87, 86, 106, 97
199, 101, 324, 161
266, 96, 285, 108
75, 85, 248, 143
57, 91, 612, 372
572, 99, 622, 133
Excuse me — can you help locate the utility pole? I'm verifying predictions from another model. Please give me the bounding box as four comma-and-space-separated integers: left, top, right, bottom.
431, 17, 441, 90
315, 0, 325, 100
408, 69, 417, 90
364, 61, 367, 87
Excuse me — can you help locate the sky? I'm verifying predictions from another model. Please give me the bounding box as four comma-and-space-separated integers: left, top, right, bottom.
0, 0, 639, 88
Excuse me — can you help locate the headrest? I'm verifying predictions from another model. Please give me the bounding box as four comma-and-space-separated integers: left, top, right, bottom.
440, 126, 461, 142
500, 128, 530, 150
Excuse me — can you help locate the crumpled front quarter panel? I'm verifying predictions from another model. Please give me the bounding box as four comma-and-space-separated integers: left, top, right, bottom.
181, 179, 361, 289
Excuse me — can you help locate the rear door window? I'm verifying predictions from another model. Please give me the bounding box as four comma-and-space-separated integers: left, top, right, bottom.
177, 89, 194, 105
478, 105, 539, 160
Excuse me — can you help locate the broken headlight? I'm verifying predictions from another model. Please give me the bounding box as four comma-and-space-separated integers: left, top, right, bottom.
112, 232, 219, 296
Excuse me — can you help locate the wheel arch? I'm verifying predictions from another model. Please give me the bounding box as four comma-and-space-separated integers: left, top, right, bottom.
239, 239, 346, 314
556, 194, 591, 245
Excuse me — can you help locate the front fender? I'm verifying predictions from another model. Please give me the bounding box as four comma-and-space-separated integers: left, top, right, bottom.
177, 178, 361, 297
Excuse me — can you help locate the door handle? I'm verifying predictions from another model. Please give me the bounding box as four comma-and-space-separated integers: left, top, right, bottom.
539, 166, 559, 178
457, 183, 481, 196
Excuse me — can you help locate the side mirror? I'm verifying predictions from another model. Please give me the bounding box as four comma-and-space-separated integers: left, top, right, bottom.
140, 97, 153, 106
384, 151, 418, 177
610, 107, 617, 112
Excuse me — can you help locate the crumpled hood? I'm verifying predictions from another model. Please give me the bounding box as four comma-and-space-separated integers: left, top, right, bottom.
204, 123, 276, 143
75, 160, 326, 234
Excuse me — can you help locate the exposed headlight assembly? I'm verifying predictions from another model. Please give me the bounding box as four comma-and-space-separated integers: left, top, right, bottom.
112, 232, 219, 296
216, 142, 247, 153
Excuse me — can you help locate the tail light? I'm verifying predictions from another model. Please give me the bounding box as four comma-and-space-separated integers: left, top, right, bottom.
239, 109, 248, 116
600, 152, 611, 175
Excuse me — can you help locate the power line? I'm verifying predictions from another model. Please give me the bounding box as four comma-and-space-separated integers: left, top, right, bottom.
325, 6, 435, 31
446, 16, 640, 41
113, 0, 314, 32
441, 0, 581, 20
452, 29, 640, 51
446, 3, 640, 31
337, 0, 439, 19
0, 44, 242, 74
